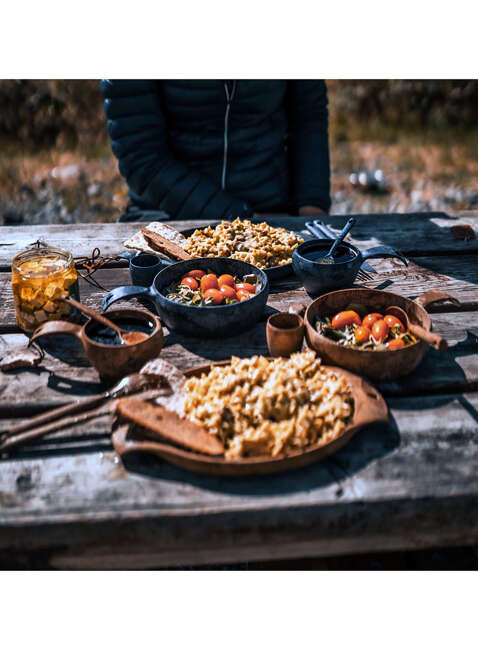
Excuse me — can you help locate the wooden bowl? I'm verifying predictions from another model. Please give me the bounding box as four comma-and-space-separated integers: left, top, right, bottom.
304, 288, 458, 382
112, 360, 388, 476
30, 308, 164, 382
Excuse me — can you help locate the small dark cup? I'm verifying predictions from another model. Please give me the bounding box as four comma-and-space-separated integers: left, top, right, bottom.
267, 312, 305, 357
130, 253, 170, 287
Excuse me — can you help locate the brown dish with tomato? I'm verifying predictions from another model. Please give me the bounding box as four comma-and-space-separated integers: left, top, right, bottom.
164, 269, 260, 307
304, 288, 453, 381
315, 306, 419, 351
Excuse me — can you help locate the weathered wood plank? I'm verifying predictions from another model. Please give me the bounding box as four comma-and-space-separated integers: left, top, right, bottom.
323, 211, 478, 256
1, 310, 478, 412
1, 391, 478, 567
0, 211, 478, 267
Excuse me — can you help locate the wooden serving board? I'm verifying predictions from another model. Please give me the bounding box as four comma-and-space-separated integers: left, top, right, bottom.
112, 363, 389, 476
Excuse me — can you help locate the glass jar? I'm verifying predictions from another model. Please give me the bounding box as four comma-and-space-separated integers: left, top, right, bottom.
11, 246, 80, 333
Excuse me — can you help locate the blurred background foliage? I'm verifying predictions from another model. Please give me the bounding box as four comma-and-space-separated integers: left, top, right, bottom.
1, 79, 478, 150
0, 79, 106, 150
0, 79, 477, 225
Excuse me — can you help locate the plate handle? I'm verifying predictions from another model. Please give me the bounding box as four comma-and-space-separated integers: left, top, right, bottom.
112, 423, 182, 458
414, 289, 461, 310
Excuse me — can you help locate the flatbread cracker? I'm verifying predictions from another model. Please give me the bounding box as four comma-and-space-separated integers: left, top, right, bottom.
142, 228, 193, 260
124, 222, 187, 256
116, 399, 224, 456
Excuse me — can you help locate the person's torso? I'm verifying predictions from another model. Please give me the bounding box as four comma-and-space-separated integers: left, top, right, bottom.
158, 80, 290, 211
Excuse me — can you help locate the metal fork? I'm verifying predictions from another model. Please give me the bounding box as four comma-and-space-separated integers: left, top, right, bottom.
357, 268, 373, 282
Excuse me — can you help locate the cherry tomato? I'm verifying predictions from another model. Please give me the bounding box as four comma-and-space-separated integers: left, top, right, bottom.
180, 276, 199, 291
387, 338, 406, 350
235, 282, 256, 294
217, 274, 235, 288
203, 288, 224, 305
236, 289, 252, 302
200, 274, 219, 292
354, 325, 371, 344
384, 314, 405, 333
187, 269, 206, 280
219, 284, 237, 300
371, 319, 389, 342
331, 310, 361, 329
362, 313, 383, 329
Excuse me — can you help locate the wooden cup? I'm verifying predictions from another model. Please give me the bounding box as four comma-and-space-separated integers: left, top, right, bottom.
266, 312, 305, 357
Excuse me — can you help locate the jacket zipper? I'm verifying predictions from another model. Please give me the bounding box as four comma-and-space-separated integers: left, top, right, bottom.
221, 80, 236, 191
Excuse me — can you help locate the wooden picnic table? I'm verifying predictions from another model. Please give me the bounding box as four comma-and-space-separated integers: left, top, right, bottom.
1, 211, 478, 569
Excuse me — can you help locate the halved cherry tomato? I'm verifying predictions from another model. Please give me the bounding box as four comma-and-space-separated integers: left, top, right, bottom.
384, 314, 405, 333
203, 288, 224, 305
354, 325, 371, 344
362, 313, 383, 329
331, 310, 361, 329
236, 289, 252, 302
387, 338, 406, 350
200, 274, 219, 292
187, 269, 206, 280
235, 282, 256, 294
371, 319, 389, 342
217, 274, 235, 288
219, 284, 237, 300
180, 276, 199, 291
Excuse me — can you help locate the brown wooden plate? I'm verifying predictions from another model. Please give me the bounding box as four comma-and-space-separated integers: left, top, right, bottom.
112, 361, 389, 476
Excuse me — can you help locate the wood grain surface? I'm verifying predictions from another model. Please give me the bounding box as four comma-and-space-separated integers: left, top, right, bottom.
1, 212, 478, 568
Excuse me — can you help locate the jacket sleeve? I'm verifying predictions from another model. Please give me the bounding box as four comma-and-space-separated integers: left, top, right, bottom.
286, 80, 331, 213
100, 80, 252, 220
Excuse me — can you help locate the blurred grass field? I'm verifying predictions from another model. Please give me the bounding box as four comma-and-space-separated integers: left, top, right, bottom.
1, 80, 477, 224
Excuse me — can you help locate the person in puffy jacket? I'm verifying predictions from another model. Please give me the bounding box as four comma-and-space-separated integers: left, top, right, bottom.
100, 80, 331, 221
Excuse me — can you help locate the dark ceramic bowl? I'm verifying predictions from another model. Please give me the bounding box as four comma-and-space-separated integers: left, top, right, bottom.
120, 250, 173, 287
292, 239, 407, 295
102, 257, 270, 338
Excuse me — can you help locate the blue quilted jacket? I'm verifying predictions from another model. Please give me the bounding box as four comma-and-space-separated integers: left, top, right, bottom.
100, 80, 330, 220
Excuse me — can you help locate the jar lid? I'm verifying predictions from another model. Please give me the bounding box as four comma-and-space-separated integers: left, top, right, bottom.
12, 245, 73, 277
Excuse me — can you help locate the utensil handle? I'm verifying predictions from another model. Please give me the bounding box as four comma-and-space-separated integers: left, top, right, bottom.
361, 246, 408, 266
0, 406, 110, 453
64, 296, 122, 334
312, 220, 337, 239
1, 394, 106, 438
29, 319, 83, 347
305, 221, 332, 240
409, 323, 448, 352
414, 289, 461, 310
112, 422, 184, 458
327, 218, 356, 258
102, 285, 156, 312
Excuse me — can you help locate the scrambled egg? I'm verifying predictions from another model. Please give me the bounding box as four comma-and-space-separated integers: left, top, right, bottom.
182, 352, 353, 459
183, 218, 304, 269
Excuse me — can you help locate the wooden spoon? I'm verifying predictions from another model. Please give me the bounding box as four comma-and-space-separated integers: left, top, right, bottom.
63, 296, 149, 346
385, 305, 447, 352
